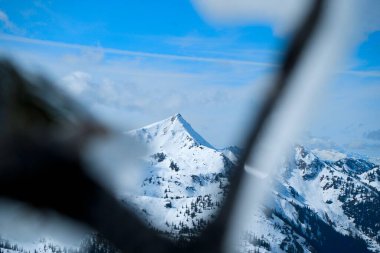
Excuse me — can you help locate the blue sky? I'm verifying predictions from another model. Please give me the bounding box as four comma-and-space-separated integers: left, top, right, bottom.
0, 0, 379, 157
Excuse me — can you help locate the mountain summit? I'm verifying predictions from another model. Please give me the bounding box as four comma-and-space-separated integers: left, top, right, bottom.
129, 113, 214, 149
124, 114, 234, 233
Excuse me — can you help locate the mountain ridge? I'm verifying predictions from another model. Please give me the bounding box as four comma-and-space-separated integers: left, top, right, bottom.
1, 113, 379, 253
125, 114, 379, 252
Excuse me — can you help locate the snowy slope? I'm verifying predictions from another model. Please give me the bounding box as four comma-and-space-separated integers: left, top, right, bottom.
281, 147, 379, 251
235, 145, 379, 252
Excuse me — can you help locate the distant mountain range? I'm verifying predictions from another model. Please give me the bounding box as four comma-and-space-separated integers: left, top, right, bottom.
1, 113, 379, 253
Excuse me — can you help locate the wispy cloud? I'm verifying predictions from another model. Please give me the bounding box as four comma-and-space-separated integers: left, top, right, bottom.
0, 10, 24, 35
342, 70, 380, 78
0, 10, 13, 29
5, 33, 378, 79
31, 1, 106, 37
163, 34, 282, 64
0, 34, 277, 67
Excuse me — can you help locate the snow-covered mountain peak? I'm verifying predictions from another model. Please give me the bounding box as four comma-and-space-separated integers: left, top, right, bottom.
129, 113, 214, 150
120, 114, 234, 233
293, 145, 324, 180
172, 113, 214, 149
125, 113, 233, 199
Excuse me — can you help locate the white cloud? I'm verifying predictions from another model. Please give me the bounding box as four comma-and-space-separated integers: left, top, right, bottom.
302, 136, 340, 150
62, 71, 91, 95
